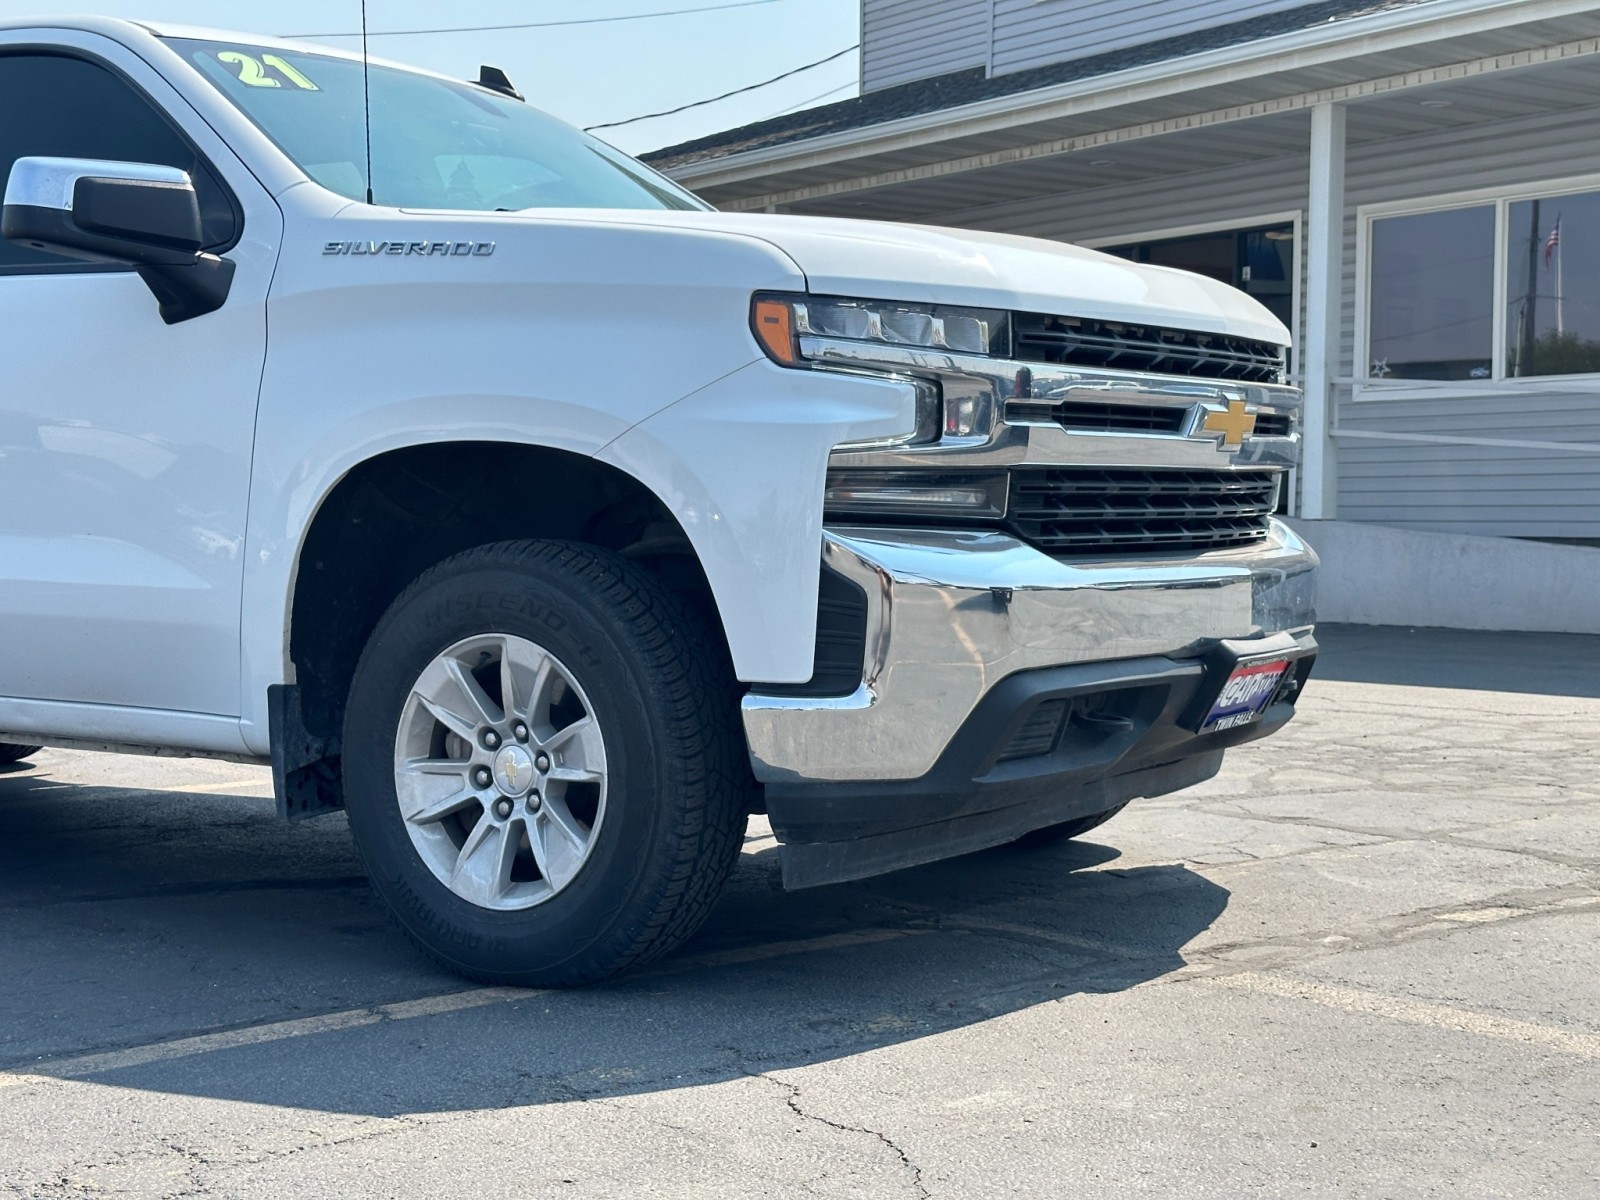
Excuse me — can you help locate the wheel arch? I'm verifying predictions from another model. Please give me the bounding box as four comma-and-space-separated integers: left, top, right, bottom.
273, 440, 730, 818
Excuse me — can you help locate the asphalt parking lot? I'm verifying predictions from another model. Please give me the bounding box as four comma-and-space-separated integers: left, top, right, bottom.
1, 624, 1596, 1198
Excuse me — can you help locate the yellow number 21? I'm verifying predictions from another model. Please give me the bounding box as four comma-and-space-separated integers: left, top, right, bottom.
217, 51, 320, 92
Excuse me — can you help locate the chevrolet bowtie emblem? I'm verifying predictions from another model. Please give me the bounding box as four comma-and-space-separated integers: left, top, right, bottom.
1199, 400, 1257, 450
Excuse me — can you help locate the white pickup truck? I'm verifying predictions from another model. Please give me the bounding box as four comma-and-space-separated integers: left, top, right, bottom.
0, 19, 1317, 985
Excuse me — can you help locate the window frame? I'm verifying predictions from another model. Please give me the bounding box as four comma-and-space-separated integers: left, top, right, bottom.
1355, 172, 1600, 395
0, 45, 243, 278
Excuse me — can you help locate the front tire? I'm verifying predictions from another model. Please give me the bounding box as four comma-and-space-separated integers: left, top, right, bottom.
0, 743, 41, 765
342, 540, 751, 986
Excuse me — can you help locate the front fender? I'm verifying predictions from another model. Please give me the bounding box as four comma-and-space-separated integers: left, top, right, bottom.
598, 360, 917, 684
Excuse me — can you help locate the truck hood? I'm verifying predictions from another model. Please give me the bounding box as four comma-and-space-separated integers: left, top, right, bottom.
485, 209, 1290, 346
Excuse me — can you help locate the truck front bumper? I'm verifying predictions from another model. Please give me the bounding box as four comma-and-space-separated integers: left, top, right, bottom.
741, 518, 1318, 888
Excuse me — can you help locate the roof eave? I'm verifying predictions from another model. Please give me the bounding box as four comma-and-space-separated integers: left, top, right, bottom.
666, 0, 1596, 187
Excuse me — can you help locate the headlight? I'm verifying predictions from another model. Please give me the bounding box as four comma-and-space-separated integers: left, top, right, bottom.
753, 294, 1010, 366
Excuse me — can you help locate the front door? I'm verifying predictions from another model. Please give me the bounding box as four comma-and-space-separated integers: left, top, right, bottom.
0, 44, 279, 718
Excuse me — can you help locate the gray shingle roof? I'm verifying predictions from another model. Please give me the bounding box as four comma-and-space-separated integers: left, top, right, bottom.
643, 1, 1432, 169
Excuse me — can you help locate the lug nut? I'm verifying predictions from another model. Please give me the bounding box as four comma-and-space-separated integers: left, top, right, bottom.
526, 791, 542, 812
472, 766, 493, 789
493, 798, 514, 820
480, 729, 501, 751
512, 722, 530, 742
535, 753, 551, 773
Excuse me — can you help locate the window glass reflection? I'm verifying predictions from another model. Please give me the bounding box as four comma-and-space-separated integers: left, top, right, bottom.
1368, 205, 1494, 381
1507, 191, 1600, 377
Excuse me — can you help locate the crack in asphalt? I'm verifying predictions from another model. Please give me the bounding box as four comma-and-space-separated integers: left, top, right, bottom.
752, 1072, 931, 1199
1187, 802, 1600, 873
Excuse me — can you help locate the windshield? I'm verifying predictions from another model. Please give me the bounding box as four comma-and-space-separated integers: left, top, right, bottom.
171, 38, 708, 213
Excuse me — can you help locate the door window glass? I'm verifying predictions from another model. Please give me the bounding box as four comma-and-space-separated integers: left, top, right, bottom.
0, 53, 237, 271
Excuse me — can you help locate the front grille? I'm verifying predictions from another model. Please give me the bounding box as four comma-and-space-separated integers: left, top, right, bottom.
1253, 412, 1292, 437
1006, 467, 1280, 556
1008, 399, 1293, 439
1007, 399, 1188, 435
1013, 313, 1284, 384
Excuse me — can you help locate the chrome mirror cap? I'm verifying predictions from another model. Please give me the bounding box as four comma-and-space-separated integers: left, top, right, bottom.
4, 156, 190, 212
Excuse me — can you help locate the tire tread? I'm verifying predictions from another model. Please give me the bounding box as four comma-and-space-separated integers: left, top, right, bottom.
346, 539, 752, 986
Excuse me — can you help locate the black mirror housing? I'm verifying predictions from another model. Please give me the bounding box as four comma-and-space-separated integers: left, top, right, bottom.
74, 176, 205, 253
1, 157, 234, 323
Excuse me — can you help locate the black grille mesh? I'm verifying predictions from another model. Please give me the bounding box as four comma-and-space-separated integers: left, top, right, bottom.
1253, 412, 1292, 437
1007, 467, 1280, 556
1007, 399, 1188, 434
1013, 314, 1283, 384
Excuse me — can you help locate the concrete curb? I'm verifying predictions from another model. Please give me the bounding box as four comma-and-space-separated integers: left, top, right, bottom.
1286, 518, 1600, 635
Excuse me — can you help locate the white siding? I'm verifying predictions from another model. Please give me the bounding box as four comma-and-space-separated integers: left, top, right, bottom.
862, 0, 989, 92
861, 1, 1322, 91
991, 0, 1311, 77
930, 102, 1600, 538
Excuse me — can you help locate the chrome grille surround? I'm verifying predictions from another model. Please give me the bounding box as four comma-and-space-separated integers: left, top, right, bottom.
803, 332, 1299, 558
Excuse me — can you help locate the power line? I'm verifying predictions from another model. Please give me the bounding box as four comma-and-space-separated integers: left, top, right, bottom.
762, 80, 856, 122
281, 0, 784, 40
586, 45, 857, 131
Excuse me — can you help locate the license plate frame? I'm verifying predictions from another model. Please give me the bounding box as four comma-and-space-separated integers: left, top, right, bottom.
1199, 657, 1292, 733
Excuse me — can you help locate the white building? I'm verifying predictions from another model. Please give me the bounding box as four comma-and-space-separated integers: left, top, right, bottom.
648, 0, 1600, 633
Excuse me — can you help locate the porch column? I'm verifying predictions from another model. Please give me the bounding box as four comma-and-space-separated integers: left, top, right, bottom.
1301, 101, 1345, 520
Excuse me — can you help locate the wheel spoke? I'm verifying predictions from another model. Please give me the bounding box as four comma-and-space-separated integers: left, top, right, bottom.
529, 801, 588, 891
443, 658, 502, 727
523, 656, 556, 729
415, 693, 477, 743
501, 637, 552, 727
548, 764, 603, 785
450, 816, 518, 906
396, 758, 478, 824
412, 654, 501, 742
544, 715, 604, 766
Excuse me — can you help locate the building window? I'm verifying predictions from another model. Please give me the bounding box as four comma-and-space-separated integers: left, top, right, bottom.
1364, 183, 1600, 384
1507, 189, 1600, 378
1367, 206, 1494, 381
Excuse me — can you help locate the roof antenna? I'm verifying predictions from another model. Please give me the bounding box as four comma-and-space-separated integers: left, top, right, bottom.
360, 0, 374, 205
476, 65, 524, 102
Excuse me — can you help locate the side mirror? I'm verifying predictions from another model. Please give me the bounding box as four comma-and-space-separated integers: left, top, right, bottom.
2, 157, 235, 324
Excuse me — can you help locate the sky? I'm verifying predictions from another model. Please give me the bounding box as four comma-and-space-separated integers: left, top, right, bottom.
3, 0, 862, 154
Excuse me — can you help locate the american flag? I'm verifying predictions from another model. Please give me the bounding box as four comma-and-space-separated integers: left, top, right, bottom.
1543, 217, 1562, 268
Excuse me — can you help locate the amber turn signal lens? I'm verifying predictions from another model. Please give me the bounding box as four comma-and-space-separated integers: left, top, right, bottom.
752, 298, 798, 366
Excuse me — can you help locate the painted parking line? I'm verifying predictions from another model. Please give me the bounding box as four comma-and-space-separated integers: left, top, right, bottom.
0, 928, 928, 1089
1213, 971, 1600, 1059
14, 988, 533, 1082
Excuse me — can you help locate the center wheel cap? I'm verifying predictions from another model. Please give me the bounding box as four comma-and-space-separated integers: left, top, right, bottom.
491, 743, 537, 796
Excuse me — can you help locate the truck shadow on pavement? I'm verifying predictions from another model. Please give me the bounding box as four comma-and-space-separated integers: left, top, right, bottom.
0, 769, 1228, 1118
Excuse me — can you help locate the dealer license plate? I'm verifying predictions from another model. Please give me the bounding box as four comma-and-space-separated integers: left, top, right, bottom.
1202, 659, 1291, 733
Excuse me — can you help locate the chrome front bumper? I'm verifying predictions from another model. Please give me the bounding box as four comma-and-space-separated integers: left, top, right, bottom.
741, 518, 1317, 784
